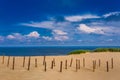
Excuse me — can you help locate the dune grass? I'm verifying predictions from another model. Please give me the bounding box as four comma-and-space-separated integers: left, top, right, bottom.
68, 50, 90, 55
68, 48, 120, 55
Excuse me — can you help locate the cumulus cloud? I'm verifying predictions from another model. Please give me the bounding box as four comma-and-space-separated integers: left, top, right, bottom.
65, 14, 100, 22
77, 24, 112, 35
51, 29, 69, 41
26, 31, 40, 38
42, 36, 52, 41
52, 30, 68, 35
7, 35, 16, 39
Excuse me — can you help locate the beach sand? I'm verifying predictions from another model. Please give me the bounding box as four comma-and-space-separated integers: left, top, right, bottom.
0, 52, 120, 80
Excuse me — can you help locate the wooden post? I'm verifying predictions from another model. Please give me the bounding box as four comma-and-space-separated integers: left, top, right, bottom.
23, 56, 25, 67
51, 60, 54, 69
78, 60, 80, 69
76, 59, 78, 72
93, 60, 95, 72
83, 58, 85, 67
12, 57, 15, 70
44, 61, 47, 72
35, 58, 37, 67
60, 61, 63, 72
43, 56, 46, 65
65, 60, 67, 69
2, 55, 5, 64
27, 57, 31, 71
7, 56, 10, 67
111, 58, 113, 69
53, 58, 55, 66
106, 61, 109, 72
94, 60, 96, 69
69, 58, 73, 67
98, 59, 101, 67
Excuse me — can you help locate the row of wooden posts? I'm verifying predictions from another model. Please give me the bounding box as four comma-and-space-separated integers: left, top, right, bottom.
1, 56, 114, 72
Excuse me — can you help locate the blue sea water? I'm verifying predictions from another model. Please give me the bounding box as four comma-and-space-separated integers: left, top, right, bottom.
0, 46, 119, 56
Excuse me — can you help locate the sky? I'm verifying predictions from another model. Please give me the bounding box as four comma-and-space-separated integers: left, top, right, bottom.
0, 0, 120, 46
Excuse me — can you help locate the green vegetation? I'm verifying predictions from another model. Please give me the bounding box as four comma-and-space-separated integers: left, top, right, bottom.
68, 48, 120, 55
94, 48, 120, 52
68, 50, 90, 55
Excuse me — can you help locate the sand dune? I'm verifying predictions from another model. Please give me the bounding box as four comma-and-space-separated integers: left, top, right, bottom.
0, 52, 120, 80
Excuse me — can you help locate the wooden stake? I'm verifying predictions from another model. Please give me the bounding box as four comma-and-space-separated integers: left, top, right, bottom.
78, 60, 80, 69
51, 60, 54, 69
98, 59, 101, 67
69, 58, 73, 67
43, 56, 46, 65
94, 60, 96, 69
44, 61, 47, 72
83, 58, 85, 67
23, 56, 25, 67
60, 61, 63, 72
7, 56, 10, 67
76, 59, 78, 72
53, 58, 55, 66
93, 60, 95, 72
111, 58, 113, 69
35, 58, 37, 67
106, 61, 109, 72
12, 57, 15, 70
65, 60, 67, 69
27, 57, 31, 71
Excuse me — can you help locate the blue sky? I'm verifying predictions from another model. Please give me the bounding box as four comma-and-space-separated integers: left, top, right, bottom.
0, 0, 120, 46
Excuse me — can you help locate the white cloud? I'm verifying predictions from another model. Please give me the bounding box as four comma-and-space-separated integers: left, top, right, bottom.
103, 11, 120, 18
52, 30, 68, 35
54, 35, 69, 41
21, 21, 71, 30
65, 14, 100, 22
42, 36, 52, 41
77, 24, 111, 35
7, 35, 16, 39
27, 31, 40, 38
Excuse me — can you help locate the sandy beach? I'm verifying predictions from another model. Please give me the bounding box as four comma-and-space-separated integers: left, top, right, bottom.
0, 52, 120, 80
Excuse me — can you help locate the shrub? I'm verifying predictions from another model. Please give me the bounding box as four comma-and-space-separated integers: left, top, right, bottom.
68, 50, 89, 55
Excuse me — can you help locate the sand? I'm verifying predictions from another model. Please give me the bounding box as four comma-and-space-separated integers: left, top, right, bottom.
0, 52, 120, 80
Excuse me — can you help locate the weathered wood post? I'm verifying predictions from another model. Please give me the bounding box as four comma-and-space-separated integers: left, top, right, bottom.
106, 61, 109, 72
94, 60, 96, 69
43, 56, 46, 65
76, 59, 78, 72
65, 60, 67, 69
44, 61, 47, 72
111, 58, 113, 69
35, 58, 37, 67
69, 58, 73, 67
83, 58, 85, 67
78, 59, 80, 69
60, 61, 63, 72
12, 57, 15, 70
27, 57, 31, 71
51, 60, 54, 69
7, 56, 10, 67
53, 58, 55, 66
23, 56, 25, 67
98, 59, 101, 67
93, 60, 95, 72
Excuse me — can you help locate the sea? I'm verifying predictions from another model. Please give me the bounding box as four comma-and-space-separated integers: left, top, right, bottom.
0, 46, 119, 56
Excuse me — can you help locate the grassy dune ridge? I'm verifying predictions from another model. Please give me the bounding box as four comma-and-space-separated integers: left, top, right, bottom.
68, 48, 120, 55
